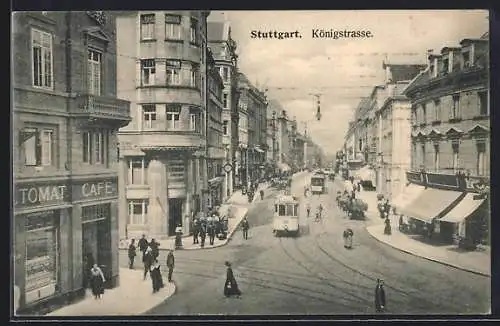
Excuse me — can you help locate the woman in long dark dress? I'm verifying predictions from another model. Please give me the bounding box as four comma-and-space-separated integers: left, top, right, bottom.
90, 264, 106, 299
223, 261, 241, 297
150, 259, 164, 293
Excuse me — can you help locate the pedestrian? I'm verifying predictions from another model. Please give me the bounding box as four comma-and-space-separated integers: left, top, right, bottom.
166, 250, 175, 283
306, 202, 311, 218
343, 228, 354, 249
223, 261, 241, 297
150, 238, 160, 259
384, 218, 392, 235
200, 222, 206, 248
241, 217, 250, 240
260, 189, 264, 200
150, 259, 164, 293
375, 279, 386, 313
193, 218, 200, 244
128, 238, 137, 269
143, 246, 154, 280
138, 234, 149, 261
90, 264, 106, 299
207, 216, 216, 245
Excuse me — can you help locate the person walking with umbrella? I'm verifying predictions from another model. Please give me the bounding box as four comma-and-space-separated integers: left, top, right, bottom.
375, 279, 386, 313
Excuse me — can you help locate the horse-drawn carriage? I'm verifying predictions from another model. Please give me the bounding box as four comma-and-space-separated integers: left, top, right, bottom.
336, 191, 368, 219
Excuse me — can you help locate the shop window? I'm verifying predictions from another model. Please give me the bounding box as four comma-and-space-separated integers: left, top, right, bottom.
82, 204, 110, 223
25, 211, 58, 304
128, 200, 148, 225
87, 49, 102, 95
165, 14, 181, 40
20, 127, 54, 167
141, 59, 156, 86
32, 29, 53, 89
140, 14, 155, 40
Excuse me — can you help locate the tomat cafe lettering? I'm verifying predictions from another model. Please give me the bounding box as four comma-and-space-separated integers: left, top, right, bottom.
15, 184, 68, 207
73, 180, 117, 201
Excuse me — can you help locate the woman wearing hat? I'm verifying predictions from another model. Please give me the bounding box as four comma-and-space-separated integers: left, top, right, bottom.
223, 261, 241, 297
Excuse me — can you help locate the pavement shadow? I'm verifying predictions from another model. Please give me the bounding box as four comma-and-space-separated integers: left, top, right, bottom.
406, 234, 451, 247
446, 246, 487, 254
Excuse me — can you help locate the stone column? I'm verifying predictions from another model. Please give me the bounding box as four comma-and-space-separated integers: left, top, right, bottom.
109, 201, 120, 288
118, 157, 128, 239
147, 158, 168, 238
71, 205, 83, 293
184, 158, 193, 235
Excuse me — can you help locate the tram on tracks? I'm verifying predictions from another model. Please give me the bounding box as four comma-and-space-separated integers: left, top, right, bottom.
310, 174, 327, 195
273, 194, 300, 237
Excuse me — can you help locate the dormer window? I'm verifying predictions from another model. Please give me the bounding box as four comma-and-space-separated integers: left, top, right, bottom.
441, 58, 449, 75
462, 51, 471, 68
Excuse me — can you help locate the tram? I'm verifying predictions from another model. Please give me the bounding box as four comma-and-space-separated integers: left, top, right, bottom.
310, 174, 327, 195
273, 195, 300, 237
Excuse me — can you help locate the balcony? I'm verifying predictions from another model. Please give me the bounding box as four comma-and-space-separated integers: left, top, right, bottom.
407, 169, 489, 193
119, 130, 204, 152
72, 94, 131, 127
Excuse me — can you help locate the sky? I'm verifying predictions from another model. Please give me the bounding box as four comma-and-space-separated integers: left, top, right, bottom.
209, 10, 489, 155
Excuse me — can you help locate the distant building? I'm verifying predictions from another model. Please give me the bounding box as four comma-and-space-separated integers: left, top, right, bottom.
12, 11, 131, 314
207, 20, 239, 196
116, 11, 210, 238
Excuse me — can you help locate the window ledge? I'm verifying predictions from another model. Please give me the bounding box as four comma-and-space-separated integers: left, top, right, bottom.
140, 39, 157, 43
164, 39, 183, 43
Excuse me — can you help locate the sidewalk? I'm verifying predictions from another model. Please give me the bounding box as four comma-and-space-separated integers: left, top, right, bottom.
355, 189, 491, 277
46, 268, 176, 316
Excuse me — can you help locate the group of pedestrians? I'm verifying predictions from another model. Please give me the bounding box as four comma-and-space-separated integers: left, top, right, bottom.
127, 234, 176, 293
192, 213, 228, 248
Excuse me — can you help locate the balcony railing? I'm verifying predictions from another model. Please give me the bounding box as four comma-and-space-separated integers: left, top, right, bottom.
406, 169, 489, 193
73, 94, 131, 125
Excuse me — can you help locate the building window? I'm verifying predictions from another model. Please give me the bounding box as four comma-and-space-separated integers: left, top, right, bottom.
189, 108, 199, 132
25, 212, 58, 304
190, 18, 198, 44
421, 143, 426, 168
141, 59, 156, 86
451, 94, 460, 119
223, 120, 228, 135
222, 67, 229, 82
94, 132, 104, 164
476, 142, 486, 176
165, 14, 181, 40
412, 142, 417, 169
82, 204, 110, 223
166, 104, 181, 130
442, 58, 449, 74
433, 99, 441, 121
128, 200, 148, 225
223, 93, 228, 108
140, 14, 155, 40
433, 144, 439, 172
83, 131, 92, 163
32, 29, 53, 88
168, 160, 185, 182
421, 104, 427, 124
190, 64, 199, 88
462, 51, 471, 68
478, 91, 488, 116
128, 157, 147, 185
166, 60, 181, 85
142, 104, 157, 129
452, 142, 460, 172
20, 127, 54, 167
87, 50, 102, 95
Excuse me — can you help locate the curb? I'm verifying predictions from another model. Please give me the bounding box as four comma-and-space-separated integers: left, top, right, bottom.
365, 226, 490, 277
139, 280, 177, 315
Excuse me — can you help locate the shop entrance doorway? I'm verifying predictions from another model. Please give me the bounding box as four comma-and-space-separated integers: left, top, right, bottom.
168, 198, 183, 236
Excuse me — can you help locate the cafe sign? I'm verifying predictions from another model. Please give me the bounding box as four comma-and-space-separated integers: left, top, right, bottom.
72, 178, 118, 201
14, 183, 69, 208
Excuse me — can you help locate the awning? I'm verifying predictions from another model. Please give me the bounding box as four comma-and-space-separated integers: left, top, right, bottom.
440, 193, 485, 223
277, 163, 291, 172
254, 146, 264, 153
399, 188, 463, 223
392, 184, 426, 212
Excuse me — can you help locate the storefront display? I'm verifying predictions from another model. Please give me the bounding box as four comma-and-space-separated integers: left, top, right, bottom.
24, 210, 59, 304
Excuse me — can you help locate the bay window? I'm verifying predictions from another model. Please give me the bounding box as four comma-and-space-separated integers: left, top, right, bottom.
165, 14, 181, 40
32, 29, 53, 88
166, 60, 181, 85
88, 50, 102, 95
141, 59, 156, 86
166, 104, 181, 130
142, 104, 157, 129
